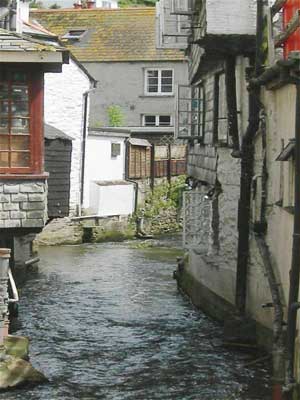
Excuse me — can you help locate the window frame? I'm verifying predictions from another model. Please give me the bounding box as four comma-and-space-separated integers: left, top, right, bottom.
0, 67, 44, 175
111, 142, 121, 158
175, 83, 206, 140
142, 114, 172, 127
144, 68, 174, 96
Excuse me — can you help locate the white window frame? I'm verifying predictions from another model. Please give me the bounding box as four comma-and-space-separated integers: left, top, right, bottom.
142, 114, 172, 127
144, 68, 174, 96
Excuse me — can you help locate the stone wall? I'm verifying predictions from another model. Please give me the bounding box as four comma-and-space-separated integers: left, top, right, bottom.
0, 181, 47, 229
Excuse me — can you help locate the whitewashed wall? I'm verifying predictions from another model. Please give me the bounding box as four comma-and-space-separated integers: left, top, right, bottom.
206, 0, 257, 36
90, 183, 134, 216
96, 0, 118, 7
83, 134, 127, 210
44, 59, 91, 215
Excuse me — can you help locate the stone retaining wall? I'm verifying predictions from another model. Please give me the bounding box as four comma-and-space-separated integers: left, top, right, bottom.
0, 181, 47, 229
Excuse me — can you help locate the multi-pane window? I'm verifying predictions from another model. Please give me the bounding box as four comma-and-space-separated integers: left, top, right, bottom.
0, 71, 31, 170
0, 68, 43, 174
176, 84, 205, 138
145, 69, 174, 95
143, 115, 172, 127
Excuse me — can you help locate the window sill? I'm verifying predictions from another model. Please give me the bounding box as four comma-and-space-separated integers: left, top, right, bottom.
139, 94, 174, 98
0, 173, 49, 181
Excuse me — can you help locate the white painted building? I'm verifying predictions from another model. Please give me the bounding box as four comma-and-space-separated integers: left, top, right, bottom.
44, 56, 96, 215
83, 128, 135, 217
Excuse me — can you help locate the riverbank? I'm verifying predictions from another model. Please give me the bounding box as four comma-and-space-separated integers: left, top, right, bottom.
35, 178, 184, 247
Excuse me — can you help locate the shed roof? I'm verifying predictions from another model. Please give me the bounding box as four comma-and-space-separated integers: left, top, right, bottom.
44, 123, 73, 141
30, 8, 186, 62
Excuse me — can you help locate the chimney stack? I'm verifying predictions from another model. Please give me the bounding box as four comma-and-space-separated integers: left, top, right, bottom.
73, 0, 82, 9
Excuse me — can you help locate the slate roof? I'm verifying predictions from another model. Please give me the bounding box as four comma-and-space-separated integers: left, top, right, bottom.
30, 8, 186, 62
0, 28, 65, 53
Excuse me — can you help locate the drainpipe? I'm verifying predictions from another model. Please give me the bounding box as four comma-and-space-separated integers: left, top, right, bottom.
235, 0, 263, 315
0, 248, 10, 347
80, 87, 95, 215
285, 82, 300, 396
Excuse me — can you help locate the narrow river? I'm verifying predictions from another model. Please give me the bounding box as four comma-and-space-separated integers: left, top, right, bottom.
1, 237, 271, 400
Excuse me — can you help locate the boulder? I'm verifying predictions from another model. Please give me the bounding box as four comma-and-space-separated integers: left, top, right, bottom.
0, 356, 47, 390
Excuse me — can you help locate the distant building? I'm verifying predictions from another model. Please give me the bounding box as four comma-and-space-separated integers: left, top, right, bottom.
31, 7, 189, 214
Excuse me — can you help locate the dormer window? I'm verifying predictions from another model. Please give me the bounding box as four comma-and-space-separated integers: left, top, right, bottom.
62, 29, 86, 40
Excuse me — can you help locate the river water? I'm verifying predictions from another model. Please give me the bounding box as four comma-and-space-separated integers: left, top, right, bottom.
1, 237, 271, 400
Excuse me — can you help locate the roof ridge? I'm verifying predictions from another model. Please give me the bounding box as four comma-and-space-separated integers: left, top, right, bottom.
30, 7, 155, 13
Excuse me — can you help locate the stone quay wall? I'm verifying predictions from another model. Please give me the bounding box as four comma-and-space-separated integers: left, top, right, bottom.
0, 181, 47, 229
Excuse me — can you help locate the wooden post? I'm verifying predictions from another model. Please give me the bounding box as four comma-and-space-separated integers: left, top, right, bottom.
0, 248, 10, 348
167, 143, 172, 185
150, 144, 155, 192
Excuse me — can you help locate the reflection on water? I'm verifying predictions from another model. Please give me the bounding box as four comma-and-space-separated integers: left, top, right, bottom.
0, 238, 271, 399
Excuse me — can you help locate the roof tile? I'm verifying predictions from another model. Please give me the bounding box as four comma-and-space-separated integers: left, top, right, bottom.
30, 8, 186, 62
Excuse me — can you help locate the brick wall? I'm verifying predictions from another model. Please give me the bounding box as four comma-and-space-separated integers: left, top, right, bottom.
0, 181, 47, 229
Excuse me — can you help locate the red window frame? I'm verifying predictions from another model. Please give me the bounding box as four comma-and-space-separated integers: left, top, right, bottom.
0, 66, 44, 175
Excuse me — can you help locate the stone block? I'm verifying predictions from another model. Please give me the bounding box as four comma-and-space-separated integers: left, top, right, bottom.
3, 203, 19, 211
0, 194, 9, 203
11, 194, 28, 202
20, 183, 44, 193
0, 184, 3, 192
28, 194, 45, 202
0, 211, 9, 220
3, 185, 19, 194
5, 220, 21, 228
26, 211, 45, 219
10, 211, 26, 219
21, 202, 45, 211
21, 219, 44, 228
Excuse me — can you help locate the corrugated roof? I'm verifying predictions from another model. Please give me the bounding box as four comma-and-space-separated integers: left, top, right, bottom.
30, 8, 186, 62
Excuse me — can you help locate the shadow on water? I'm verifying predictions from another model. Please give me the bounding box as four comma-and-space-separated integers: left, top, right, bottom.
0, 236, 271, 400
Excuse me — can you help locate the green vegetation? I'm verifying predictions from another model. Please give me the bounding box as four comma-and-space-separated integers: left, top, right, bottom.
107, 105, 124, 127
137, 176, 186, 219
119, 0, 156, 7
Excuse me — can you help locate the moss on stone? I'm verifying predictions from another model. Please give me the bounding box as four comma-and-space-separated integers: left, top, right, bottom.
92, 227, 135, 243
0, 356, 47, 390
4, 336, 29, 361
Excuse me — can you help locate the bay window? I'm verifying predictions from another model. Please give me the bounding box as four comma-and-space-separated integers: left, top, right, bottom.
0, 68, 43, 174
145, 69, 174, 95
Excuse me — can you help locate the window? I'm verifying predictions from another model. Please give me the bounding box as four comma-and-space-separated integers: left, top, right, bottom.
276, 139, 295, 211
145, 69, 174, 95
62, 29, 86, 40
0, 68, 43, 174
213, 73, 229, 145
143, 115, 172, 127
102, 1, 112, 7
111, 142, 121, 158
176, 84, 205, 139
